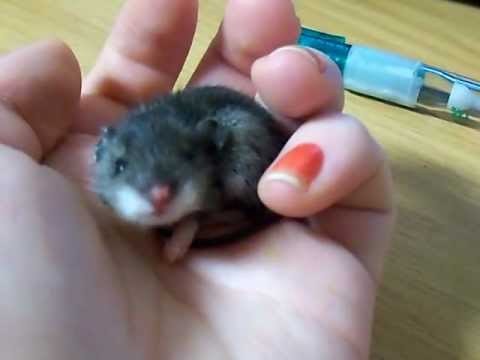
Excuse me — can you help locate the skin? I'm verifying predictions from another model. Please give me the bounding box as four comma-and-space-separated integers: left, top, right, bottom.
0, 0, 394, 359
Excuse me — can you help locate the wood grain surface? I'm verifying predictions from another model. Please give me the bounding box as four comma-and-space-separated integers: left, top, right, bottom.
1, 1, 479, 359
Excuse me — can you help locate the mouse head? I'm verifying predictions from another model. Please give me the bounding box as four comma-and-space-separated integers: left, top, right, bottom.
92, 116, 220, 227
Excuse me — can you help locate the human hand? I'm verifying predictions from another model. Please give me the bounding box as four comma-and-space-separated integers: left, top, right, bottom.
0, 0, 394, 359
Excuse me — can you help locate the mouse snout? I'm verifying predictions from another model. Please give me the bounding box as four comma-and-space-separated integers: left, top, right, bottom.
150, 185, 171, 213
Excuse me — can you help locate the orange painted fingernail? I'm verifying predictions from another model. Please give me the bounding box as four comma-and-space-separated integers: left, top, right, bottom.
266, 143, 324, 189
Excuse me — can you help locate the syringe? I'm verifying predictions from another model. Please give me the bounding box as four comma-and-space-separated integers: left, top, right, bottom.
298, 27, 480, 129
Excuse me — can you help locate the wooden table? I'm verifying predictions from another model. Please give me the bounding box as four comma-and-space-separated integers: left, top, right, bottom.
1, 0, 479, 359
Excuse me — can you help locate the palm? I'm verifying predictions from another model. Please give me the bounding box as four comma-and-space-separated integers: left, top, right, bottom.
92, 220, 370, 359
0, 1, 393, 359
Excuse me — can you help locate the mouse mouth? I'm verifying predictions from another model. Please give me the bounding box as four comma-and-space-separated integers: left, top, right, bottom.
110, 185, 172, 226
112, 182, 202, 227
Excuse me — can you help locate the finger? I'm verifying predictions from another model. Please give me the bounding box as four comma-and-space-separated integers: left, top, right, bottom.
311, 178, 395, 283
71, 95, 127, 135
44, 133, 97, 189
83, 0, 198, 105
251, 46, 344, 119
259, 114, 390, 216
0, 40, 81, 160
0, 145, 132, 357
189, 0, 299, 93
258, 114, 393, 281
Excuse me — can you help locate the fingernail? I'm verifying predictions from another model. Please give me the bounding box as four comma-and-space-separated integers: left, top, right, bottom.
270, 45, 328, 73
266, 143, 324, 189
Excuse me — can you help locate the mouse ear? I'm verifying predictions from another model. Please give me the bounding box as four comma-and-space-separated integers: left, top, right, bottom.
196, 118, 231, 150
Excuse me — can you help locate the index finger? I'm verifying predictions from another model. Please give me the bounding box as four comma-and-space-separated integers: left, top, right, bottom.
83, 0, 198, 105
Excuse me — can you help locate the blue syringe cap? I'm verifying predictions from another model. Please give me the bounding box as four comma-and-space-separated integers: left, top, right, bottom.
297, 27, 351, 74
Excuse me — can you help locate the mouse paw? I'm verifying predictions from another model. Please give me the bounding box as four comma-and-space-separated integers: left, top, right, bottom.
163, 217, 199, 263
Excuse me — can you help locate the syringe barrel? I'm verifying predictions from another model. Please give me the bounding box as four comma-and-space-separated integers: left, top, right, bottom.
343, 45, 423, 107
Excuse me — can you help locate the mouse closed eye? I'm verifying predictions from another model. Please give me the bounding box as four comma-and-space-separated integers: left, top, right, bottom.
91, 85, 289, 260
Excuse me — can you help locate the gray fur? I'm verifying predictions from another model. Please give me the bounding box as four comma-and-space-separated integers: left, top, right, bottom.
92, 85, 288, 241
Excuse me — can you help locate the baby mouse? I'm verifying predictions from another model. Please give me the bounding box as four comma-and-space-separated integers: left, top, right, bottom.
92, 85, 289, 262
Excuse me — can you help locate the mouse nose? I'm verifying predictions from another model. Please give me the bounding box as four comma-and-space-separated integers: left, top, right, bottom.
150, 185, 171, 213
